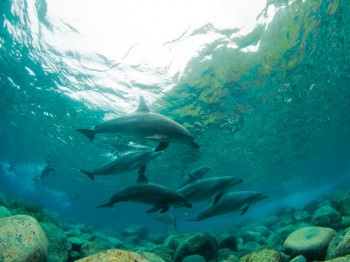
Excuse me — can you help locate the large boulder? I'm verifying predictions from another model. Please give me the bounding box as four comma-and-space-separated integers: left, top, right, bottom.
76, 249, 150, 261
151, 246, 174, 262
121, 224, 148, 243
0, 206, 12, 219
218, 233, 238, 251
324, 255, 350, 261
0, 215, 48, 262
239, 248, 281, 262
283, 226, 336, 260
80, 241, 110, 257
173, 232, 218, 262
326, 230, 350, 259
311, 205, 342, 230
333, 191, 350, 216
289, 255, 307, 262
40, 222, 72, 262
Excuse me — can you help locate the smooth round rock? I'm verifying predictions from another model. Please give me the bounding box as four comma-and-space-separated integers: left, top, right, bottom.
218, 233, 238, 251
173, 232, 217, 262
240, 248, 281, 262
326, 230, 350, 259
75, 249, 150, 261
311, 206, 342, 230
283, 226, 336, 260
0, 215, 48, 262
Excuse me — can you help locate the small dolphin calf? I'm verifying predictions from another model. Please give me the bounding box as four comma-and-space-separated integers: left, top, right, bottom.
179, 166, 210, 187
96, 175, 192, 213
177, 176, 243, 204
76, 97, 199, 151
80, 150, 162, 181
190, 191, 268, 221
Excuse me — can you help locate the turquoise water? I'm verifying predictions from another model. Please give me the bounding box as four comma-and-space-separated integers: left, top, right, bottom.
1, 0, 350, 233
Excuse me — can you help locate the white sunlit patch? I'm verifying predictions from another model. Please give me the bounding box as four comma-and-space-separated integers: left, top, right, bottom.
241, 40, 261, 53
36, 0, 271, 107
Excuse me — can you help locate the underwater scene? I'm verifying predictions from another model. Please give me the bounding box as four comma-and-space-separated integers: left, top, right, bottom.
1, 0, 350, 261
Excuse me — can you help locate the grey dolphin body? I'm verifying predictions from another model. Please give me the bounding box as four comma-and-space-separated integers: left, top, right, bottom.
179, 166, 210, 188
96, 179, 192, 213
76, 98, 199, 151
80, 150, 162, 181
191, 191, 268, 221
177, 176, 243, 204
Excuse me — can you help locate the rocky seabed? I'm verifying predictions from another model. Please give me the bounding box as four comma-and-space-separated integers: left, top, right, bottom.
2, 190, 350, 261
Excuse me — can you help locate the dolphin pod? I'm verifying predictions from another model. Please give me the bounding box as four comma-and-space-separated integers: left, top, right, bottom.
96, 175, 192, 214
76, 97, 199, 151
189, 191, 268, 221
75, 97, 269, 221
79, 150, 162, 181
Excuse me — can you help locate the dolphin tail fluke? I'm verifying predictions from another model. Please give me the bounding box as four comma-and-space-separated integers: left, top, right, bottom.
155, 141, 170, 151
80, 169, 95, 181
76, 129, 95, 142
96, 202, 114, 208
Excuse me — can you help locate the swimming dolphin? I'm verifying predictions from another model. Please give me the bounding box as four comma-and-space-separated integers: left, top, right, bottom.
190, 191, 268, 221
80, 150, 162, 181
177, 176, 243, 204
76, 97, 199, 151
96, 175, 192, 213
179, 166, 210, 188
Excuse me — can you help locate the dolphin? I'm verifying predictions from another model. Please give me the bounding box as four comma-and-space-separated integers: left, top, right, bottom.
179, 166, 210, 187
177, 176, 243, 204
80, 150, 162, 181
96, 175, 192, 213
190, 191, 268, 221
76, 97, 199, 151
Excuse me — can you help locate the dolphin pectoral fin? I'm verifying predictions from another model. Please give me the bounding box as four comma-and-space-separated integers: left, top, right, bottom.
161, 206, 170, 213
213, 193, 223, 205
80, 169, 95, 181
146, 204, 162, 213
240, 204, 250, 215
96, 202, 114, 208
137, 166, 149, 183
155, 141, 170, 151
76, 129, 95, 142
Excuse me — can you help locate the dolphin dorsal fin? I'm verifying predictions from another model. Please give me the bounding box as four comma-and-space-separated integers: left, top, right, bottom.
136, 97, 150, 112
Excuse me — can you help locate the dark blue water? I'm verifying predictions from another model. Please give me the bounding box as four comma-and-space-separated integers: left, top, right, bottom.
1, 0, 350, 233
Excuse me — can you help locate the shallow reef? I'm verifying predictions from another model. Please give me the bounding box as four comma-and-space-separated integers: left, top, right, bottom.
2, 191, 350, 261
